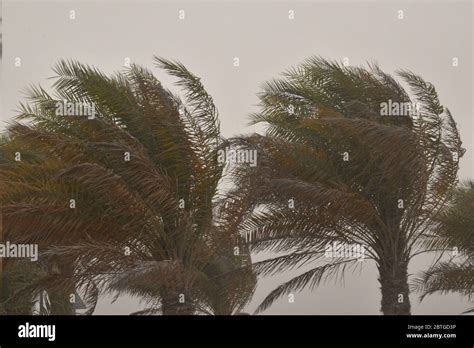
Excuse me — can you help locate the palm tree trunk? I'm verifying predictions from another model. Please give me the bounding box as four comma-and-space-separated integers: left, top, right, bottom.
378, 256, 411, 315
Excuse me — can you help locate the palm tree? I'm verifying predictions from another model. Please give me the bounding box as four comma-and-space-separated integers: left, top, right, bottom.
415, 181, 473, 313
231, 57, 464, 315
0, 57, 255, 315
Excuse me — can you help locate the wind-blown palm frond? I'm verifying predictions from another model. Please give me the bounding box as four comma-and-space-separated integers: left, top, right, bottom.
414, 181, 474, 311
256, 258, 361, 313
414, 262, 473, 301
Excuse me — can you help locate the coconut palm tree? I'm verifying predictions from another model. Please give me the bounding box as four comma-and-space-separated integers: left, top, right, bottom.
231, 57, 464, 315
415, 181, 473, 313
0, 57, 255, 315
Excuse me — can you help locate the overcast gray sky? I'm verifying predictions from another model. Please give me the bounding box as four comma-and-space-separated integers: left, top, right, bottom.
1, 0, 473, 314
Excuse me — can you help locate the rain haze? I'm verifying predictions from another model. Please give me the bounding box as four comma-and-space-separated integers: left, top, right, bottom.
1, 0, 473, 314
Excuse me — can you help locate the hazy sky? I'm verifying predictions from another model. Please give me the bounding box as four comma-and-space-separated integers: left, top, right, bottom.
1, 0, 473, 314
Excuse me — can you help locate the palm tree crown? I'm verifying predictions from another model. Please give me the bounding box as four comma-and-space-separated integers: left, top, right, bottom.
0, 57, 255, 315
231, 57, 464, 314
